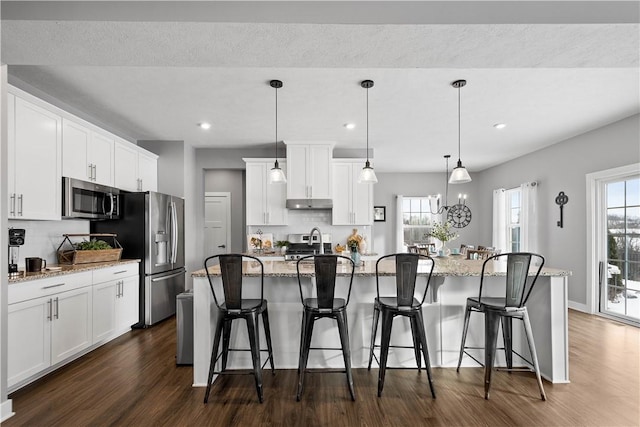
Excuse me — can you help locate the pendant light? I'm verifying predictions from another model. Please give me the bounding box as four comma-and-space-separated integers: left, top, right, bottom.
269, 79, 287, 183
449, 79, 472, 184
358, 80, 378, 184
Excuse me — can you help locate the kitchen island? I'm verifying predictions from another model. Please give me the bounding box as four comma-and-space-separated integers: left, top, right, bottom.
191, 257, 571, 387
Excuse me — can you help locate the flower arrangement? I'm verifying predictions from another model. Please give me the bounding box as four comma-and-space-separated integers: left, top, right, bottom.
347, 229, 363, 253
428, 221, 459, 243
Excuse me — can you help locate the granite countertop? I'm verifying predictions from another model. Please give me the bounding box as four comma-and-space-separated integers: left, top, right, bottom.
192, 256, 571, 278
8, 259, 140, 284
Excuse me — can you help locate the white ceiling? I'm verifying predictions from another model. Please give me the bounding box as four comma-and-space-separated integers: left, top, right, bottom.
2, 1, 639, 173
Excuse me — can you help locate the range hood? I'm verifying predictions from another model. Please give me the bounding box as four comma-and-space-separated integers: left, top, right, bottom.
286, 199, 333, 210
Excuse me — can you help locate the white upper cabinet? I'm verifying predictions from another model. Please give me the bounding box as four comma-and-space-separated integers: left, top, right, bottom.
114, 140, 158, 192
114, 141, 139, 191
62, 118, 114, 186
285, 141, 334, 199
138, 149, 158, 192
8, 92, 62, 220
244, 159, 288, 226
332, 160, 373, 225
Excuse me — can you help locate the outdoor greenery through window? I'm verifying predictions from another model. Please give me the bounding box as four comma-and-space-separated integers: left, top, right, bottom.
605, 176, 640, 322
402, 197, 439, 245
506, 188, 521, 252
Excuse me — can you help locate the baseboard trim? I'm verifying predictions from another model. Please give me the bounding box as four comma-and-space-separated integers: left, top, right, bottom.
568, 301, 589, 313
0, 399, 14, 422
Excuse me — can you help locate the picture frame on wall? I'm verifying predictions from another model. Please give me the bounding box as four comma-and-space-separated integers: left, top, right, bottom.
374, 206, 386, 222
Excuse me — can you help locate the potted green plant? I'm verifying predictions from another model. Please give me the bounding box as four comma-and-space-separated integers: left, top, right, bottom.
274, 240, 290, 255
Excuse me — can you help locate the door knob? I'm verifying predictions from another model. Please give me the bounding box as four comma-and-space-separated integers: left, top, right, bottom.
218, 244, 226, 248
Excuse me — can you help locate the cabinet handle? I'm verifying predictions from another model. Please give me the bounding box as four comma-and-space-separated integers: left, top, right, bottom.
310, 186, 312, 198
42, 283, 65, 289
88, 163, 93, 180
266, 212, 270, 224
54, 297, 59, 319
47, 299, 52, 321
9, 193, 15, 216
18, 194, 23, 216
120, 281, 124, 297
92, 164, 97, 181
113, 270, 128, 275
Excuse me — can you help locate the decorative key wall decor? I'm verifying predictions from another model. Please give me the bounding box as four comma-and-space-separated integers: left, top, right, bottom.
555, 191, 569, 228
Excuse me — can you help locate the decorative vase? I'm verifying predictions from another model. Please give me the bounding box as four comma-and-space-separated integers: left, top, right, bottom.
359, 236, 368, 255
280, 246, 287, 255
438, 240, 451, 257
350, 250, 361, 266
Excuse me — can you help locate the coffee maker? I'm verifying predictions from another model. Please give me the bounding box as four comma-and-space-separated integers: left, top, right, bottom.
8, 228, 25, 278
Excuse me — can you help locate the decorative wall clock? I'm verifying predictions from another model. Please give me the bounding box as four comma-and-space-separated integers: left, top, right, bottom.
447, 204, 472, 228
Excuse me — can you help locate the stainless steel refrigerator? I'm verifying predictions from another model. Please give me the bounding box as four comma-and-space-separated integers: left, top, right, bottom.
92, 191, 185, 327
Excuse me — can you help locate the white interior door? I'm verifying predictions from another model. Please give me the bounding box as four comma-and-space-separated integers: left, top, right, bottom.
205, 192, 231, 257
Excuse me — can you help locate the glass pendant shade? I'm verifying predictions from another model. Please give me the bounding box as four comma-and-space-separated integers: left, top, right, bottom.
449, 160, 472, 184
270, 161, 287, 183
359, 161, 378, 184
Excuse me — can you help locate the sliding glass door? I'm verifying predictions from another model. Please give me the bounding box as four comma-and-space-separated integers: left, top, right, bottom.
602, 176, 640, 323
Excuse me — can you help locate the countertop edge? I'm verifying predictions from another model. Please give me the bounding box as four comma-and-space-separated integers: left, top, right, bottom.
8, 259, 141, 284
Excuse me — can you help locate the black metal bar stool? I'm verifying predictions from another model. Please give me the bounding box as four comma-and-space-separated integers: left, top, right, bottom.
367, 253, 436, 398
203, 254, 275, 404
456, 252, 546, 400
296, 254, 356, 401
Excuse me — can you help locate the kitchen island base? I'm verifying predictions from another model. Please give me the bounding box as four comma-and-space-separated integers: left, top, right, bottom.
192, 259, 570, 387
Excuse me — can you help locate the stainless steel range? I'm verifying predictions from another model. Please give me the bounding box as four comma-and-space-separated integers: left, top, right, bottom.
284, 233, 332, 261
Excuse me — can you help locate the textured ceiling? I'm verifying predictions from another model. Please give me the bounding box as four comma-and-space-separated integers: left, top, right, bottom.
2, 1, 639, 173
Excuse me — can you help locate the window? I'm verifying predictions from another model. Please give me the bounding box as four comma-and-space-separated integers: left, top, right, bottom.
402, 197, 439, 245
506, 188, 521, 252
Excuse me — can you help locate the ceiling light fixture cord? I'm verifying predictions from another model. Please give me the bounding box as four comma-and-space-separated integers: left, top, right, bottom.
275, 82, 278, 161
457, 84, 461, 163
366, 83, 369, 162
445, 155, 449, 207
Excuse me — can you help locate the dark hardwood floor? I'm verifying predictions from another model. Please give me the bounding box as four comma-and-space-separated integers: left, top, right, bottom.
5, 310, 639, 426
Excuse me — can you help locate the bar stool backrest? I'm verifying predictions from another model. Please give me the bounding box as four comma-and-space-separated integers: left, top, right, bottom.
203, 254, 264, 310
297, 255, 355, 308
479, 252, 545, 308
375, 253, 434, 307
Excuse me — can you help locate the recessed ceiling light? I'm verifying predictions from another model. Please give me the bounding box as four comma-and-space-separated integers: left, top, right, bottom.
493, 123, 506, 129
344, 123, 356, 130
198, 122, 211, 130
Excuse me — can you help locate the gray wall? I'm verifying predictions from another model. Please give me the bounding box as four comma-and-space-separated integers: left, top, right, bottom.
189, 147, 272, 288
204, 170, 246, 253
475, 114, 640, 306
373, 172, 482, 254
138, 140, 185, 198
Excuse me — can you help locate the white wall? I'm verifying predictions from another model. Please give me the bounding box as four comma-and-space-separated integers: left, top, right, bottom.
475, 114, 640, 306
372, 172, 482, 254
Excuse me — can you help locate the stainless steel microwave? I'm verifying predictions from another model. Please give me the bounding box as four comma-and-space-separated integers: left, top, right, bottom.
62, 177, 121, 220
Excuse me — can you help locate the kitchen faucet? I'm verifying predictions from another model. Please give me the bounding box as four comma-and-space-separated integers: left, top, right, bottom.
308, 227, 324, 254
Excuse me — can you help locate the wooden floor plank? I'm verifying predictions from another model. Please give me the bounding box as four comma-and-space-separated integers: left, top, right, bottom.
5, 310, 639, 426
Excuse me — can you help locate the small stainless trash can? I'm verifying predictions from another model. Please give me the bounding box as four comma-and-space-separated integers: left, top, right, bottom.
176, 290, 193, 365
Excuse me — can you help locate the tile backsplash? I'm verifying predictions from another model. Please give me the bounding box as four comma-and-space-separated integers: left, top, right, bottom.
246, 210, 373, 252
9, 219, 89, 269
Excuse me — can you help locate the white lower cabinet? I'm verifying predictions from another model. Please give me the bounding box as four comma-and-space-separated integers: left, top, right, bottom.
51, 286, 93, 364
7, 297, 52, 386
93, 271, 139, 343
8, 264, 140, 391
7, 285, 92, 387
